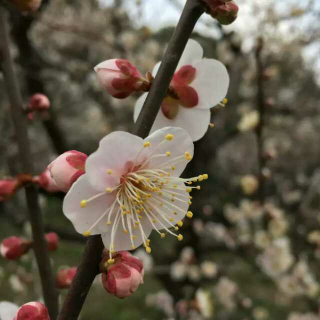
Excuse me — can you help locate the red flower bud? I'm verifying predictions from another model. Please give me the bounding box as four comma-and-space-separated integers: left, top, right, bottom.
27, 93, 50, 112
33, 169, 61, 193
45, 232, 59, 252
14, 302, 50, 320
94, 59, 143, 99
0, 236, 32, 260
0, 179, 18, 202
56, 267, 77, 289
48, 151, 87, 192
101, 251, 144, 299
207, 0, 239, 25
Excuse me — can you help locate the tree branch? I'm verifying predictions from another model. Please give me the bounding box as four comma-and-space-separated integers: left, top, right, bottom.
0, 5, 58, 319
57, 1, 205, 319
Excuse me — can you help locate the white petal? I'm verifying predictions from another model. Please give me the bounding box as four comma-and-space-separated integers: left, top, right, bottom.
141, 127, 194, 177
153, 181, 190, 230
94, 59, 118, 72
152, 107, 210, 142
152, 61, 161, 77
133, 93, 147, 122
63, 175, 116, 235
177, 39, 203, 70
191, 59, 230, 109
0, 301, 19, 320
101, 218, 153, 251
85, 131, 143, 191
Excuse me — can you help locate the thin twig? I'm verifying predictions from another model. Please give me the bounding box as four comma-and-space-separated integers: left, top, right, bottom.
57, 1, 205, 319
0, 6, 58, 319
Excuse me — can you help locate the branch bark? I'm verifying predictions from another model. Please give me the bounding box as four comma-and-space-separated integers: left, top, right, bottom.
0, 6, 58, 319
57, 1, 205, 319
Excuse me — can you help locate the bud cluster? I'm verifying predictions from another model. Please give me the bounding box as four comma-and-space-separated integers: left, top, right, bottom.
26, 93, 50, 121
203, 0, 239, 25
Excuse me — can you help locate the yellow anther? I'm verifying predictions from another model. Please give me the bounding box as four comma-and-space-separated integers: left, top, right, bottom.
135, 221, 140, 226
189, 196, 193, 199
160, 173, 164, 177
146, 239, 151, 245
106, 221, 111, 226
153, 187, 160, 192
198, 176, 204, 182
166, 151, 171, 156
160, 233, 166, 238
160, 203, 163, 207
144, 141, 151, 147
171, 198, 175, 203
196, 186, 201, 190
209, 123, 215, 128
165, 134, 173, 141
173, 184, 177, 188
177, 221, 183, 227
203, 174, 208, 180
186, 188, 192, 193
177, 234, 183, 241
184, 152, 192, 160
123, 229, 128, 234
170, 218, 174, 222
106, 187, 112, 193
146, 178, 151, 182
175, 227, 179, 231
188, 201, 192, 205
152, 219, 157, 223
223, 98, 228, 104
132, 245, 136, 250
171, 166, 176, 171
107, 169, 113, 175
80, 200, 87, 208
187, 181, 192, 185
138, 215, 143, 219
132, 235, 137, 240
83, 231, 91, 237
173, 211, 177, 215
187, 211, 193, 218
146, 247, 151, 254
167, 172, 171, 177
108, 258, 115, 265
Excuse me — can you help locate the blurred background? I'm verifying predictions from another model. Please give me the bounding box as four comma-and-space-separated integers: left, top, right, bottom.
1, 0, 320, 319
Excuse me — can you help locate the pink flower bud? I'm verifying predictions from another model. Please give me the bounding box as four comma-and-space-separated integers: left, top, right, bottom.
101, 251, 144, 299
14, 302, 50, 320
48, 151, 87, 192
0, 179, 18, 202
33, 169, 61, 193
0, 236, 31, 260
27, 93, 50, 112
56, 267, 77, 289
45, 232, 59, 252
94, 59, 143, 99
9, 0, 42, 13
207, 0, 239, 25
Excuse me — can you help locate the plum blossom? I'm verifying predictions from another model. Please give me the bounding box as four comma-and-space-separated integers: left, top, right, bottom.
33, 169, 61, 193
56, 267, 77, 289
48, 150, 87, 192
0, 236, 32, 260
63, 127, 205, 260
45, 232, 60, 251
134, 39, 229, 141
0, 301, 19, 320
0, 179, 18, 202
14, 302, 50, 320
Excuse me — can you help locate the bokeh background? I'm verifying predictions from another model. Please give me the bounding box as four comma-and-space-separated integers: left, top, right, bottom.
1, 0, 320, 319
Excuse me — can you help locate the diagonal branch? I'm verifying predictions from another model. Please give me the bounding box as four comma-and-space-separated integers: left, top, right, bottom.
57, 1, 206, 319
0, 5, 58, 319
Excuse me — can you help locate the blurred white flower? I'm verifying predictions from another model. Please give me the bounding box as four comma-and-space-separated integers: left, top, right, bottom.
240, 175, 259, 195
200, 261, 218, 279
170, 262, 187, 281
238, 110, 260, 132
215, 277, 238, 310
196, 289, 213, 318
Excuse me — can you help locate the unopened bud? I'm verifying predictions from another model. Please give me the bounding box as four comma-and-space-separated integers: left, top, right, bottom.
27, 93, 50, 112
33, 168, 61, 193
9, 0, 42, 13
208, 1, 239, 25
0, 179, 18, 202
94, 59, 143, 99
48, 150, 87, 192
0, 236, 32, 260
56, 267, 77, 289
101, 251, 144, 299
45, 232, 59, 252
14, 302, 49, 320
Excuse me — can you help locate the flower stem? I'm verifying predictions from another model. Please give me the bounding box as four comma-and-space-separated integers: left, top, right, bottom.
57, 1, 205, 319
0, 5, 58, 319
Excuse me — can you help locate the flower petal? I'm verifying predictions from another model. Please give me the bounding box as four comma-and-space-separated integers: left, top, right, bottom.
152, 61, 161, 77
85, 132, 143, 191
141, 127, 194, 177
133, 93, 147, 123
101, 218, 153, 251
177, 39, 203, 70
63, 175, 116, 235
191, 59, 229, 109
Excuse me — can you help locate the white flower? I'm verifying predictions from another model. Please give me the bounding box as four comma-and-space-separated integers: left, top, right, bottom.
134, 39, 229, 141
201, 261, 218, 278
238, 110, 260, 132
0, 301, 19, 320
196, 289, 213, 318
63, 127, 205, 261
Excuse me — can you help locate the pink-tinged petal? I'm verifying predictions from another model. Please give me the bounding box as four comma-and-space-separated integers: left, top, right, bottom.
101, 217, 153, 252
85, 132, 143, 191
161, 98, 179, 119
63, 175, 116, 235
172, 65, 197, 86
152, 61, 161, 77
69, 170, 85, 186
66, 151, 87, 170
115, 59, 141, 78
140, 127, 194, 177
191, 59, 229, 109
174, 85, 198, 108
133, 93, 147, 123
177, 39, 203, 70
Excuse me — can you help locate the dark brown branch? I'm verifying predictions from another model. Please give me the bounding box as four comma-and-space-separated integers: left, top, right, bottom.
57, 1, 205, 319
0, 6, 58, 318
